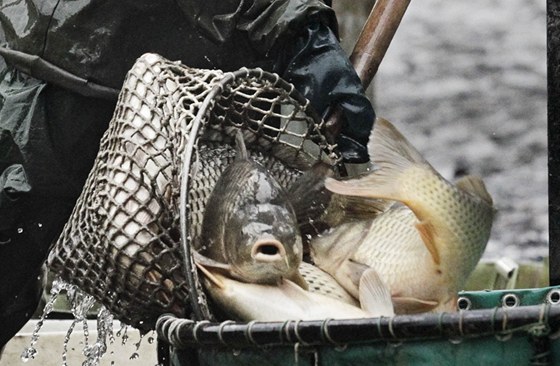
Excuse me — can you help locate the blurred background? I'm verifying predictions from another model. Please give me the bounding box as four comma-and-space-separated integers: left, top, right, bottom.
333, 0, 547, 262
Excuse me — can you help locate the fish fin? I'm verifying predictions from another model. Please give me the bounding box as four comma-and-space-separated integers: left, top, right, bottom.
234, 130, 248, 160
392, 296, 439, 314
278, 279, 316, 310
193, 250, 233, 272
196, 262, 226, 289
327, 195, 392, 226
434, 295, 458, 313
288, 271, 309, 291
289, 163, 388, 238
359, 268, 395, 317
288, 162, 334, 236
455, 175, 494, 206
325, 118, 434, 201
346, 258, 372, 289
369, 117, 431, 168
415, 220, 441, 265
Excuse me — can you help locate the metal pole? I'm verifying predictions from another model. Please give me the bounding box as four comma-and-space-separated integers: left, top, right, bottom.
548, 0, 560, 286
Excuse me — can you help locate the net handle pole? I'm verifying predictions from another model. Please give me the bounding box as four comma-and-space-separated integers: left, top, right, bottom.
179, 75, 235, 320
325, 0, 411, 144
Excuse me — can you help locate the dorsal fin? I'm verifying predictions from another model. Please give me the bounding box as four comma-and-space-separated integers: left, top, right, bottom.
455, 175, 493, 206
369, 117, 433, 172
325, 118, 434, 201
289, 163, 389, 238
234, 130, 248, 160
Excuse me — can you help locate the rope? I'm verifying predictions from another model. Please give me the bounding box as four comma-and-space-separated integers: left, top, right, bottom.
320, 318, 347, 350
192, 320, 210, 344
217, 320, 235, 345
244, 320, 258, 345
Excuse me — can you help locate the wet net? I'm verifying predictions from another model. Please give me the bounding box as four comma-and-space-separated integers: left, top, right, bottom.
47, 53, 339, 331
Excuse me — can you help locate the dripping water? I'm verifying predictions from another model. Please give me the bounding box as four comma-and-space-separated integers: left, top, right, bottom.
21, 278, 69, 362
20, 278, 152, 366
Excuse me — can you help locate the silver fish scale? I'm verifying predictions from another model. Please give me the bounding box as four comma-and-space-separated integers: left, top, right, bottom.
48, 53, 336, 329
299, 262, 358, 306
404, 168, 494, 283
350, 206, 434, 296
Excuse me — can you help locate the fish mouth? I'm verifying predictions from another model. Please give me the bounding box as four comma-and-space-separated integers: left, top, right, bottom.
251, 239, 288, 265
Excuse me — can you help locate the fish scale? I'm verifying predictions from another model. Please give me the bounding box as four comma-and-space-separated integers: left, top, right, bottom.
298, 262, 358, 306
317, 118, 495, 314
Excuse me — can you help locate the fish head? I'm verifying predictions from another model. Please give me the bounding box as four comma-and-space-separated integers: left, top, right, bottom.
225, 202, 303, 284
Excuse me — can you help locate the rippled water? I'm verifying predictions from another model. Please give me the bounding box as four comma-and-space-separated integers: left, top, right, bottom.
336, 0, 548, 261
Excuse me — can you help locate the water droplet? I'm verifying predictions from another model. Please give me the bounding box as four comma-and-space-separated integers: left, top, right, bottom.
17, 227, 24, 234
448, 337, 463, 345
129, 352, 140, 360
232, 349, 241, 356
121, 326, 130, 346
21, 346, 37, 362
147, 336, 155, 344
37, 223, 43, 228
134, 334, 144, 350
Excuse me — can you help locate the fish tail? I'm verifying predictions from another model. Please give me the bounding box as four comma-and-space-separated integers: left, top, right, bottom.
325, 118, 436, 201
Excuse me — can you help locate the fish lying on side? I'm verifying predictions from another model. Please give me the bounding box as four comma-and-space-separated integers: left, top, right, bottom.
199, 264, 394, 321
299, 261, 358, 307
312, 118, 495, 313
194, 131, 306, 287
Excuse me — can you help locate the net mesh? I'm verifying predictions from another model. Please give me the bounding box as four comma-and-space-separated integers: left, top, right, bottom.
48, 53, 338, 330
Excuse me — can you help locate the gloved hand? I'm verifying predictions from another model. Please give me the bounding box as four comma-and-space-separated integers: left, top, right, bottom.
275, 20, 375, 163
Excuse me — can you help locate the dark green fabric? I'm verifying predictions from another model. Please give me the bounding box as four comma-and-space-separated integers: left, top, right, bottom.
0, 0, 336, 90
459, 286, 560, 310
0, 0, 371, 162
0, 66, 115, 348
172, 287, 560, 366
0, 0, 372, 347
193, 337, 539, 366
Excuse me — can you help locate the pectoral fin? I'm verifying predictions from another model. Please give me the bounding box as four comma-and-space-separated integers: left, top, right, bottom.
288, 271, 309, 291
415, 220, 440, 265
392, 296, 439, 314
359, 268, 395, 317
337, 258, 372, 298
193, 250, 233, 272
196, 262, 226, 289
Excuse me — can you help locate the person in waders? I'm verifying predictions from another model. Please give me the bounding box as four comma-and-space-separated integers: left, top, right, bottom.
0, 0, 375, 351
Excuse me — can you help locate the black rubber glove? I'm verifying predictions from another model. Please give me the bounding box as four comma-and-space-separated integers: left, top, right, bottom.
276, 20, 375, 163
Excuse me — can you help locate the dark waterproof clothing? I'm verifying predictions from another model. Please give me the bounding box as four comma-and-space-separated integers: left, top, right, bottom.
0, 0, 335, 89
0, 0, 374, 348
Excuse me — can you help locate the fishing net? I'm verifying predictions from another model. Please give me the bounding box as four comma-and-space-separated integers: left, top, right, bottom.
47, 53, 339, 331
